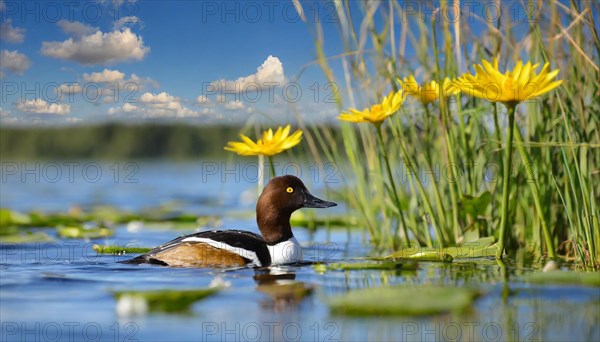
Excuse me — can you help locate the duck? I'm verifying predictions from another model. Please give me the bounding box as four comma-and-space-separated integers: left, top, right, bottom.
122, 175, 336, 267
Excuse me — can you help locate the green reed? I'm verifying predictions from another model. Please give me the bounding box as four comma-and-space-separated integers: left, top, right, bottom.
292, 1, 598, 268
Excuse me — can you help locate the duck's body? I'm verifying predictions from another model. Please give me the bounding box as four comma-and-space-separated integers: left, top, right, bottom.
122, 175, 335, 268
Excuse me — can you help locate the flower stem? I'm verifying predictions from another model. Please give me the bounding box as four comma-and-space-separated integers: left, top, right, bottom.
496, 104, 516, 259
376, 124, 410, 247
268, 156, 276, 178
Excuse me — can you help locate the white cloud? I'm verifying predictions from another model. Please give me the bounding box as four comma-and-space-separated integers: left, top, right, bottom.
196, 95, 209, 104
0, 19, 25, 43
211, 55, 285, 93
16, 99, 70, 115
56, 83, 82, 99
83, 69, 125, 83
109, 91, 198, 117
0, 49, 31, 76
57, 20, 98, 39
0, 107, 8, 117
113, 16, 143, 30
41, 28, 149, 65
216, 94, 226, 103
108, 102, 139, 115
224, 100, 244, 110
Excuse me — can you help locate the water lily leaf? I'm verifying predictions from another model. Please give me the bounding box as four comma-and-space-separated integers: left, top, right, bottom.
385, 250, 454, 263
56, 226, 113, 239
313, 261, 412, 272
525, 271, 600, 287
113, 288, 220, 313
93, 244, 152, 255
0, 231, 54, 243
0, 208, 32, 226
329, 286, 479, 316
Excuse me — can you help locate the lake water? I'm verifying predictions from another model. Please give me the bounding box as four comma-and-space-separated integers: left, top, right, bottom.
1, 161, 599, 341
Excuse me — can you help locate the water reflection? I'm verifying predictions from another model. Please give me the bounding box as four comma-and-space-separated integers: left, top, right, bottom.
254, 266, 313, 312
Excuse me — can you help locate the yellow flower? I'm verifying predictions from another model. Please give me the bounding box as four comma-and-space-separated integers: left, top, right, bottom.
224, 125, 303, 157
399, 76, 460, 105
338, 90, 405, 125
458, 58, 563, 107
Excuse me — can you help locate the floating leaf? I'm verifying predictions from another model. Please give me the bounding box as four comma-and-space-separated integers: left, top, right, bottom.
313, 261, 412, 272
113, 288, 220, 313
0, 208, 32, 227
0, 231, 54, 243
386, 250, 454, 263
93, 244, 152, 255
56, 226, 113, 239
525, 271, 600, 287
329, 286, 479, 316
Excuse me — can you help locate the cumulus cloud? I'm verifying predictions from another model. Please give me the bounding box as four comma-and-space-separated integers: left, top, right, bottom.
211, 55, 285, 93
59, 69, 158, 102
41, 28, 149, 65
113, 16, 143, 30
16, 99, 70, 115
0, 49, 31, 76
196, 95, 209, 104
57, 20, 98, 39
108, 102, 139, 115
109, 92, 198, 117
0, 19, 25, 43
224, 100, 244, 110
83, 69, 125, 83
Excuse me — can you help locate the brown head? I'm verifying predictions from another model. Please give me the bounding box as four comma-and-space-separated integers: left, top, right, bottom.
256, 175, 336, 245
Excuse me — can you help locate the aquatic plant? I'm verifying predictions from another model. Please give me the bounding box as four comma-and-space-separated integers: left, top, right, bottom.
293, 0, 598, 268
458, 58, 563, 259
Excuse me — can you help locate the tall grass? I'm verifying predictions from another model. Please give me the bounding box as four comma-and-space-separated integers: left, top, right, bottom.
297, 1, 599, 268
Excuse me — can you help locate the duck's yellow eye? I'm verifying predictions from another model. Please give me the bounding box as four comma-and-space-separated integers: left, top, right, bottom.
286, 187, 294, 193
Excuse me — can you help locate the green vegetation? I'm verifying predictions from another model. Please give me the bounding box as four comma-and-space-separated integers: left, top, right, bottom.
313, 260, 409, 272
93, 244, 152, 255
0, 124, 246, 160
329, 286, 479, 316
525, 271, 600, 287
113, 288, 220, 313
293, 1, 599, 268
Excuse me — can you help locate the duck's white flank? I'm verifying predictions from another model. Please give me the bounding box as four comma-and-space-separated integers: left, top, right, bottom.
268, 237, 302, 265
181, 236, 262, 267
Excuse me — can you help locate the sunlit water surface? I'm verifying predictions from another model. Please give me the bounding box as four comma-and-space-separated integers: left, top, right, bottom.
1, 161, 598, 341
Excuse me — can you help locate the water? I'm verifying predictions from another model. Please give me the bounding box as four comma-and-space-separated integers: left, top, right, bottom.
1, 161, 599, 341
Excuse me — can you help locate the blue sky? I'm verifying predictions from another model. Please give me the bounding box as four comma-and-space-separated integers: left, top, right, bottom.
0, 0, 576, 126
0, 0, 345, 125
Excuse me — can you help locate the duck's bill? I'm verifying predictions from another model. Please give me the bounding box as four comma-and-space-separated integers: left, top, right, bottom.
303, 192, 337, 208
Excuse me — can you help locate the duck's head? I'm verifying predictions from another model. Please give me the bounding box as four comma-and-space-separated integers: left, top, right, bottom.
256, 175, 336, 244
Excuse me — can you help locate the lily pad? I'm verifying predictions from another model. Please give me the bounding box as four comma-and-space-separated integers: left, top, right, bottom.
93, 244, 152, 255
113, 288, 220, 313
385, 251, 454, 263
329, 286, 479, 316
56, 226, 113, 239
313, 261, 412, 272
525, 271, 600, 287
0, 208, 32, 227
0, 231, 54, 243
384, 237, 497, 261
